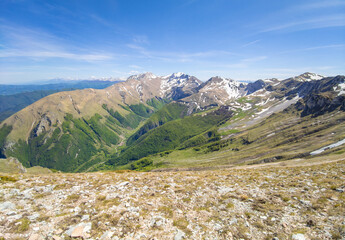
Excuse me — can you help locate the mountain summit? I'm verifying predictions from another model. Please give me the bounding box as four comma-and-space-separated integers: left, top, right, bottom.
293, 72, 324, 82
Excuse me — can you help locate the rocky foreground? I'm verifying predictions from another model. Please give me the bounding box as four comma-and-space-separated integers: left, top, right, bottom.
1, 159, 345, 240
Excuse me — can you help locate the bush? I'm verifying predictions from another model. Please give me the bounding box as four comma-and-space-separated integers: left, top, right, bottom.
129, 158, 153, 171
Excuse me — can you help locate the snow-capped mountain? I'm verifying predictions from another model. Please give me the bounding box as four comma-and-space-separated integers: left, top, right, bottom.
109, 72, 202, 103
161, 72, 202, 100
293, 72, 324, 82
180, 76, 251, 110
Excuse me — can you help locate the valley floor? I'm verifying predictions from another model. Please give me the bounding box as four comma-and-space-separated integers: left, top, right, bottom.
1, 155, 345, 240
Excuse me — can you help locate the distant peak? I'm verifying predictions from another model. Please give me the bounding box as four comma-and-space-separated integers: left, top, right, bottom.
294, 72, 324, 81
127, 72, 157, 80
209, 76, 235, 82
164, 72, 189, 79
172, 72, 185, 77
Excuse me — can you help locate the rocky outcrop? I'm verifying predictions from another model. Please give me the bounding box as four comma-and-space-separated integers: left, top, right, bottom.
0, 157, 26, 173
296, 94, 345, 117
246, 79, 267, 95
31, 115, 52, 137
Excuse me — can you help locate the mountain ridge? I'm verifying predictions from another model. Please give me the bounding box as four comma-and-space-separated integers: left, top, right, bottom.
0, 72, 344, 172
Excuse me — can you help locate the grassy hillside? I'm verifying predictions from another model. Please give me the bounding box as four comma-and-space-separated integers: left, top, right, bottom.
0, 81, 121, 122
126, 102, 188, 146
127, 106, 345, 171
0, 97, 169, 172
107, 106, 233, 166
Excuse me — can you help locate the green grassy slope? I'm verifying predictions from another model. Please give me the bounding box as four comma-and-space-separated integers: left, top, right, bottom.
126, 102, 188, 146
0, 98, 168, 172
107, 106, 233, 166
131, 107, 345, 170
0, 81, 120, 122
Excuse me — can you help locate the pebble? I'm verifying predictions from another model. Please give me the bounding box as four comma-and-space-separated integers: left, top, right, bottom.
292, 233, 306, 240
174, 230, 185, 240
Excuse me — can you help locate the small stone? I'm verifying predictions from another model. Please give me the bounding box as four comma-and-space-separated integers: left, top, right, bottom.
306, 219, 315, 227
299, 199, 311, 206
73, 206, 81, 213
11, 214, 23, 220
28, 233, 44, 240
117, 181, 129, 188
174, 230, 185, 240
218, 186, 234, 194
71, 226, 85, 238
229, 217, 237, 225
150, 216, 166, 227
28, 213, 40, 221
66, 222, 92, 238
335, 188, 344, 193
6, 211, 16, 216
100, 231, 114, 240
81, 215, 90, 221
0, 201, 15, 211
292, 233, 306, 240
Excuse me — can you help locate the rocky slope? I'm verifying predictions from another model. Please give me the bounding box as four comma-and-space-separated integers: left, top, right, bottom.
1, 157, 344, 239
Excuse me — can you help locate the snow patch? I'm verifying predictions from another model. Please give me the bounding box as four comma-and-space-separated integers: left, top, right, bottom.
256, 97, 273, 106
202, 77, 241, 100
160, 73, 192, 95
294, 72, 324, 82
310, 138, 345, 155
242, 102, 252, 111
128, 72, 157, 80
136, 84, 143, 95
251, 89, 269, 97
336, 82, 345, 96
256, 107, 270, 115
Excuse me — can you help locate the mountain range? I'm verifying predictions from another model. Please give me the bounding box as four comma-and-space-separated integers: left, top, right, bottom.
0, 72, 344, 172
0, 80, 121, 122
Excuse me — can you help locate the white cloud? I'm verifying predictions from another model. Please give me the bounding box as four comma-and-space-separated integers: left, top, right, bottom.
129, 65, 144, 69
0, 23, 114, 61
132, 35, 149, 45
293, 0, 345, 11
278, 44, 345, 55
260, 15, 345, 33
0, 50, 113, 61
242, 56, 267, 62
241, 39, 260, 48
126, 43, 237, 63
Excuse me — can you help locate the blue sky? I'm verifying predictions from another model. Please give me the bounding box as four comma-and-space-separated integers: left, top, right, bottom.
0, 0, 344, 83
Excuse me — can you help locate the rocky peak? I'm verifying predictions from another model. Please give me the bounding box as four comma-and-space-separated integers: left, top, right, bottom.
127, 72, 157, 81
202, 76, 243, 92
246, 79, 267, 95
161, 73, 201, 100
294, 72, 324, 82
163, 73, 201, 85
167, 72, 186, 79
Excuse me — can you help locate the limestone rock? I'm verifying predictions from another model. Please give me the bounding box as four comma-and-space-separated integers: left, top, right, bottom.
292, 233, 306, 240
